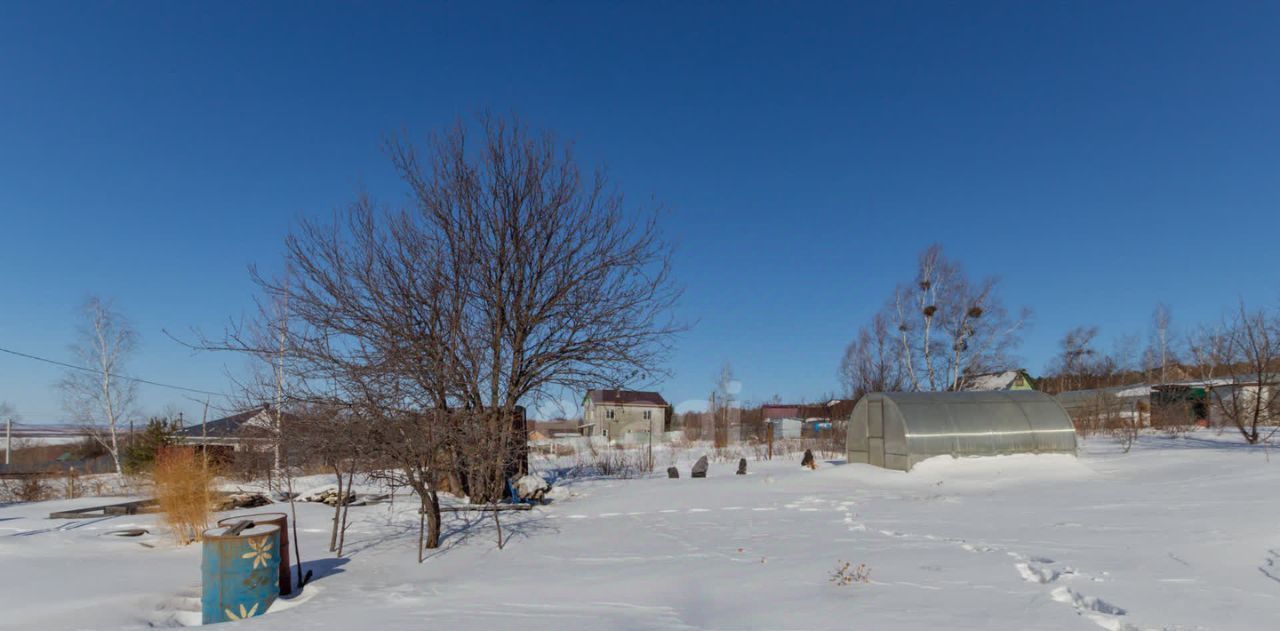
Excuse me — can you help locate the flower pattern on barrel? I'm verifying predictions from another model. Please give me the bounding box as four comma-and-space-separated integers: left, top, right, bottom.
241, 535, 274, 570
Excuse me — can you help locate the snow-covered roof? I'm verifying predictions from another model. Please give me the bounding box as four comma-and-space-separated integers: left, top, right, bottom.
960, 370, 1025, 391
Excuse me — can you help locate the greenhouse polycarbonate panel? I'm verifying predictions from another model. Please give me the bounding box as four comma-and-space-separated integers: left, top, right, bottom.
884, 453, 909, 471
846, 399, 869, 462
883, 401, 908, 456
894, 400, 957, 460
869, 400, 883, 438
1014, 398, 1079, 453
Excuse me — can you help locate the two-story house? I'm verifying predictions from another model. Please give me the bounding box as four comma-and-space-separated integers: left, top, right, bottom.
581, 389, 671, 442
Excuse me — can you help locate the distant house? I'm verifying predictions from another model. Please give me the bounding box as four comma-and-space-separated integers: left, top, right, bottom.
580, 390, 671, 442
761, 399, 857, 439
176, 405, 282, 457
960, 369, 1036, 392
1055, 385, 1150, 425
527, 419, 581, 441
1055, 375, 1280, 428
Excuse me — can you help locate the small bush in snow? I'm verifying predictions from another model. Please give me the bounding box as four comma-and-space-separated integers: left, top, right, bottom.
153, 447, 217, 545
830, 561, 871, 586
0, 476, 52, 503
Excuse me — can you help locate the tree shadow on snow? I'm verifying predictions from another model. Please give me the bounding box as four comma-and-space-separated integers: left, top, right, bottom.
1259, 549, 1280, 585
420, 508, 561, 561
1128, 435, 1274, 453
337, 505, 561, 560
295, 556, 349, 584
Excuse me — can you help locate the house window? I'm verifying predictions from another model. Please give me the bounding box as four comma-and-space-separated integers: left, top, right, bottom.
606, 409, 615, 419
643, 410, 652, 420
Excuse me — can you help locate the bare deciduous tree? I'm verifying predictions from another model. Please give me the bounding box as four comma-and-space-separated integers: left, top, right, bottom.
838, 313, 904, 398
1041, 326, 1111, 393
1188, 303, 1280, 444
711, 363, 738, 448
59, 297, 137, 476
221, 114, 682, 552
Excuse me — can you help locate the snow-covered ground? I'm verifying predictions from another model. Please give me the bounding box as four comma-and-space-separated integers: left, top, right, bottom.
2, 432, 1279, 630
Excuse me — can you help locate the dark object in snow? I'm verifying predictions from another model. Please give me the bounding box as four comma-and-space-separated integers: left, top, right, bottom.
49, 498, 158, 519
358, 493, 392, 505
224, 519, 253, 536
737, 458, 747, 475
436, 504, 533, 512
303, 488, 357, 507
667, 466, 679, 479
801, 449, 817, 470
215, 492, 272, 511
691, 455, 709, 478
105, 528, 149, 537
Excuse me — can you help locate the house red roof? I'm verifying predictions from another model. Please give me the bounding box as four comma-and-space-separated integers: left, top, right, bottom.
586, 389, 669, 406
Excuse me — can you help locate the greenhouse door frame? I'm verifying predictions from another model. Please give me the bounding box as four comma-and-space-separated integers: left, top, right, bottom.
867, 398, 885, 467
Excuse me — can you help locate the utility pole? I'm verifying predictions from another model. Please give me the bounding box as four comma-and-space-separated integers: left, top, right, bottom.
648, 412, 654, 473
767, 419, 773, 460
4, 416, 11, 466
201, 399, 209, 474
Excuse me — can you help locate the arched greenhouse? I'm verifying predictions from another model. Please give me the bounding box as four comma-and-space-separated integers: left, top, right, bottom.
846, 391, 1078, 471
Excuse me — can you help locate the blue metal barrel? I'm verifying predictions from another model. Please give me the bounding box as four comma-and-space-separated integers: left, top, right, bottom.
217, 512, 292, 595
201, 523, 281, 624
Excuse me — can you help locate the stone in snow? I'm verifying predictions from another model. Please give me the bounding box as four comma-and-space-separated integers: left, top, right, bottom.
691, 455, 709, 478
737, 458, 747, 475
667, 466, 679, 479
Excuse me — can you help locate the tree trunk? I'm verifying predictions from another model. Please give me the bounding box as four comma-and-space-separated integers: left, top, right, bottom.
425, 489, 442, 549
329, 464, 343, 552
336, 459, 356, 556
107, 425, 123, 476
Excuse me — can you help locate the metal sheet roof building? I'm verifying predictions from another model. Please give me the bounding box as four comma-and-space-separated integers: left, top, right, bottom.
846, 391, 1078, 471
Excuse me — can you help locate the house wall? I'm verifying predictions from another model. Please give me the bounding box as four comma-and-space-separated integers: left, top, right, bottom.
1208, 383, 1280, 425
583, 399, 668, 442
770, 418, 803, 440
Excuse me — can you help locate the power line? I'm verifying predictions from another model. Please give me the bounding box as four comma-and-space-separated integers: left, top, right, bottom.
0, 346, 229, 398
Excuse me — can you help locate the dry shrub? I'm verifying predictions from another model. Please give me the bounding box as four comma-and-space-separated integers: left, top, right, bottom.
569, 443, 646, 478
0, 476, 52, 503
154, 447, 216, 545
830, 560, 871, 586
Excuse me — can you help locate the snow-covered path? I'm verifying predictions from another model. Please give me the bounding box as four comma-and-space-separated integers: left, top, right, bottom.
2, 434, 1279, 630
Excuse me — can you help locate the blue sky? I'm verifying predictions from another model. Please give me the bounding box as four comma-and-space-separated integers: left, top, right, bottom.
1, 1, 1277, 421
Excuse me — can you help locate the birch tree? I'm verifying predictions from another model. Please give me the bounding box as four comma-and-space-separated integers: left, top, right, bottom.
1144, 303, 1176, 384
59, 296, 137, 476
866, 244, 1029, 392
